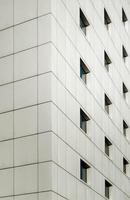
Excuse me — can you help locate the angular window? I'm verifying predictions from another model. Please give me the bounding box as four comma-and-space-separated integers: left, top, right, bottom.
80, 8, 89, 35
123, 120, 128, 137
122, 8, 128, 23
80, 159, 90, 183
123, 157, 129, 174
105, 94, 112, 114
105, 137, 112, 157
104, 51, 112, 71
123, 82, 128, 99
122, 45, 128, 62
105, 180, 112, 199
80, 58, 90, 84
104, 9, 111, 29
80, 109, 90, 133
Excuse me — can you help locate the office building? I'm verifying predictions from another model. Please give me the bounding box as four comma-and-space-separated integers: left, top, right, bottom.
0, 0, 130, 199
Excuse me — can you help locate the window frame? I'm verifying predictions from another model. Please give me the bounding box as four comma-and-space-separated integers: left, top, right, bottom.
122, 45, 128, 62
123, 120, 128, 137
104, 9, 111, 30
80, 58, 90, 84
123, 157, 129, 174
80, 8, 89, 35
105, 180, 112, 199
105, 94, 112, 114
105, 137, 112, 157
122, 8, 128, 23
123, 82, 128, 99
80, 108, 90, 133
104, 51, 112, 71
80, 159, 90, 183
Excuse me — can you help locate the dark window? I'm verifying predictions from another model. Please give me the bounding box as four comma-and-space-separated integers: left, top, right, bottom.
122, 45, 128, 61
80, 58, 90, 84
80, 109, 90, 133
123, 120, 128, 137
105, 180, 112, 199
123, 83, 128, 99
104, 51, 112, 71
122, 8, 128, 23
80, 9, 89, 35
105, 137, 112, 156
123, 158, 129, 174
104, 9, 111, 29
80, 159, 90, 183
105, 94, 112, 114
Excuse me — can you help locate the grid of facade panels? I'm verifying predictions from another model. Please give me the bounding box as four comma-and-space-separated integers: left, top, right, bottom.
0, 0, 130, 200
0, 0, 53, 199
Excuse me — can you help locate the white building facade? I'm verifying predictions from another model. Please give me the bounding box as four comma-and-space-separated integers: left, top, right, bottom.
0, 0, 130, 200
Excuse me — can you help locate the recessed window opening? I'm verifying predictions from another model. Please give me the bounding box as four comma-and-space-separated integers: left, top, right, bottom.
80, 8, 89, 35
104, 51, 112, 71
80, 58, 90, 84
80, 109, 90, 133
105, 94, 112, 114
80, 159, 90, 183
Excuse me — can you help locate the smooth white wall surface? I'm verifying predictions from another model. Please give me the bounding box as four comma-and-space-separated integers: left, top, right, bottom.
0, 0, 53, 199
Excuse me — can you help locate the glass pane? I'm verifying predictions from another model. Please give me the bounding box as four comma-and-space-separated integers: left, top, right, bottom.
80, 67, 86, 83
105, 64, 109, 71
105, 186, 109, 199
105, 144, 109, 156
82, 74, 86, 83
81, 121, 87, 133
105, 105, 109, 114
123, 164, 126, 174
81, 167, 87, 182
123, 128, 126, 136
80, 18, 86, 34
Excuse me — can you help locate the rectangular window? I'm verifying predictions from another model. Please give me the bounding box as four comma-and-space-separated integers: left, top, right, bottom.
123, 120, 128, 137
123, 158, 129, 174
123, 82, 128, 99
80, 8, 89, 35
80, 159, 90, 183
105, 180, 112, 199
105, 94, 112, 114
80, 58, 90, 84
80, 109, 90, 133
122, 45, 128, 62
104, 9, 111, 29
105, 137, 112, 157
104, 51, 112, 71
122, 8, 128, 23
